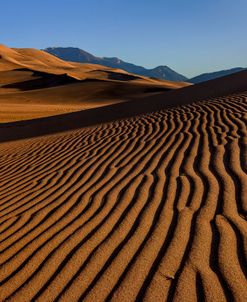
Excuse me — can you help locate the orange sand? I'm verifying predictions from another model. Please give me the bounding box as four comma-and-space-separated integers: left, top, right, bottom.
0, 44, 189, 122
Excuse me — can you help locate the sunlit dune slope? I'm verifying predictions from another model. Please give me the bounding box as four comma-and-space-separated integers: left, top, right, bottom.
0, 45, 190, 122
0, 44, 74, 71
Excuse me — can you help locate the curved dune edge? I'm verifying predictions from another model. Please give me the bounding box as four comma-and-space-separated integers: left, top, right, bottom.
0, 90, 246, 301
1, 70, 247, 143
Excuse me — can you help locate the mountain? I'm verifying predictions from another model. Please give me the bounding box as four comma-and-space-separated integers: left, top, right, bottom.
189, 67, 246, 83
44, 47, 188, 82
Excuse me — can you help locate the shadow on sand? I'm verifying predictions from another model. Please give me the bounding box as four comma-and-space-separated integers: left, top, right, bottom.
0, 70, 246, 143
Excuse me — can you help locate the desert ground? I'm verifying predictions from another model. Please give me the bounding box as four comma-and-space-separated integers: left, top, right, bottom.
0, 45, 246, 301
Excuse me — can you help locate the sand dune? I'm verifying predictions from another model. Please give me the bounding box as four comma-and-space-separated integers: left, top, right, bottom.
0, 90, 247, 301
0, 45, 247, 301
0, 44, 74, 71
0, 45, 189, 122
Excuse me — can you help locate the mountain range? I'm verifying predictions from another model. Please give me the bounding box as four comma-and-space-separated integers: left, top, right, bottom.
44, 47, 245, 83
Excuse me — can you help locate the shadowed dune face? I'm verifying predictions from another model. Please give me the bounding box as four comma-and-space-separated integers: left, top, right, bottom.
1, 69, 247, 142
0, 91, 246, 301
0, 78, 171, 123
1, 72, 80, 91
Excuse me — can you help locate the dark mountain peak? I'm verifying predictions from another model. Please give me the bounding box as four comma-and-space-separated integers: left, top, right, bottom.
45, 46, 90, 54
44, 47, 99, 63
151, 65, 170, 70
148, 65, 188, 82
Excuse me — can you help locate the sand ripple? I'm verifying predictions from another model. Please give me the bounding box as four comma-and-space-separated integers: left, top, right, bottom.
0, 93, 246, 301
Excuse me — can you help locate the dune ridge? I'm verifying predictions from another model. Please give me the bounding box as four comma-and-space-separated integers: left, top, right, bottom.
0, 89, 246, 301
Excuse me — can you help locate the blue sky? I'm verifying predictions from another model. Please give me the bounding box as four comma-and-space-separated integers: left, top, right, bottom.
1, 0, 246, 77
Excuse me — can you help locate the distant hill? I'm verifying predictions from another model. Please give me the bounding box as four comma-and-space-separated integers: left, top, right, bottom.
44, 47, 188, 82
189, 67, 246, 83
